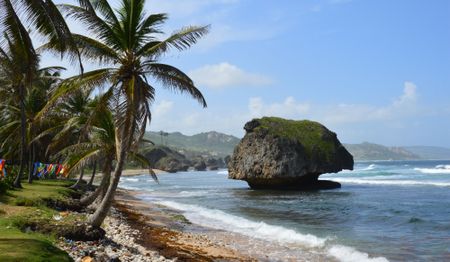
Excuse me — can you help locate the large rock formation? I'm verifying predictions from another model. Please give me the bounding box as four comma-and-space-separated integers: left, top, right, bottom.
228, 117, 353, 190
142, 146, 191, 173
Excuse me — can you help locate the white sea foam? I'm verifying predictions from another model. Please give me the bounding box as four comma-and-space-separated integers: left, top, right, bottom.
158, 200, 327, 247
119, 185, 142, 190
178, 191, 210, 197
121, 177, 139, 182
333, 178, 450, 187
415, 165, 450, 174
157, 200, 388, 262
217, 170, 229, 175
362, 174, 409, 180
362, 164, 377, 171
328, 245, 389, 262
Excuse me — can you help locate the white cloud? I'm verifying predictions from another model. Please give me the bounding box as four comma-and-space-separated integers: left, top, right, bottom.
393, 81, 417, 107
246, 82, 420, 125
249, 97, 310, 118
148, 82, 427, 141
153, 100, 174, 117
149, 0, 284, 50
196, 24, 282, 50
189, 62, 273, 89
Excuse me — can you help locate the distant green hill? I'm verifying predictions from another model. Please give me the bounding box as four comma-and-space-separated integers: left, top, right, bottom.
144, 131, 450, 161
403, 146, 450, 160
145, 131, 240, 157
343, 142, 420, 160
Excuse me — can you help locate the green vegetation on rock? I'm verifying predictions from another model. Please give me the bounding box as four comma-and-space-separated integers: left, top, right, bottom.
252, 117, 336, 159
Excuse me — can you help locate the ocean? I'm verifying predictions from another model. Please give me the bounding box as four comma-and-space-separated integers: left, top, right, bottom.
119, 160, 450, 262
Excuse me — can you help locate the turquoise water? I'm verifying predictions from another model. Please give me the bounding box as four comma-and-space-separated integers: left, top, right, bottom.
120, 160, 450, 261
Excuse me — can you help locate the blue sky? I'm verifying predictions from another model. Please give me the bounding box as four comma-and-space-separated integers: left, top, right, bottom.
44, 0, 450, 146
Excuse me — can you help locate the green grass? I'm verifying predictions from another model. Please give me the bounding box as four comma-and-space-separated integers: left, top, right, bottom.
0, 180, 75, 261
254, 117, 336, 159
0, 238, 71, 262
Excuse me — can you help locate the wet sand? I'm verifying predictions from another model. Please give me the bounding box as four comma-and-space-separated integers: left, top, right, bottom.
114, 190, 256, 262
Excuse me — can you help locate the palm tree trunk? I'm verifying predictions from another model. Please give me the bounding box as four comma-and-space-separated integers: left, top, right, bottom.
28, 143, 35, 183
80, 159, 111, 206
87, 161, 97, 187
88, 141, 127, 227
88, 109, 134, 228
70, 167, 85, 189
14, 85, 26, 188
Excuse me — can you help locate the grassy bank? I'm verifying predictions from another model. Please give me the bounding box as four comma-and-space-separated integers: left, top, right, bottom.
0, 180, 79, 261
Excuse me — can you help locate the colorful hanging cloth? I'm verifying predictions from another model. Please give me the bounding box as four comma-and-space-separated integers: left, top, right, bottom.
35, 163, 47, 178
55, 165, 63, 177
59, 165, 69, 178
0, 159, 6, 178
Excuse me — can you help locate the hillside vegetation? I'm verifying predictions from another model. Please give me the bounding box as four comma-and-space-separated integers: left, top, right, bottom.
145, 131, 240, 157
344, 143, 420, 160
144, 131, 450, 161
403, 146, 450, 160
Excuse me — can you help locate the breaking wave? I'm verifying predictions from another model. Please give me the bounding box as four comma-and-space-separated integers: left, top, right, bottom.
157, 200, 388, 262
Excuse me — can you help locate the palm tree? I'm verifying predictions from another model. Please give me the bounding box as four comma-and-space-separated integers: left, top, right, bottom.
58, 103, 116, 206
51, 89, 94, 189
44, 0, 208, 227
0, 0, 82, 68
0, 64, 64, 184
0, 1, 39, 188
0, 0, 77, 187
58, 102, 155, 207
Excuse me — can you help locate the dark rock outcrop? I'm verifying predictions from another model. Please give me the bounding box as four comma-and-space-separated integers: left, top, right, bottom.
142, 146, 191, 172
193, 160, 207, 171
228, 117, 353, 190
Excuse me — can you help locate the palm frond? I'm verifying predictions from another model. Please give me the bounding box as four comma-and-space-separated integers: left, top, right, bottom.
36, 68, 114, 119
137, 25, 210, 58
128, 151, 158, 183
144, 63, 207, 107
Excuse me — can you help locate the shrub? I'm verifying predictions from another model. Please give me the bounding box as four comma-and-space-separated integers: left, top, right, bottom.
0, 178, 13, 195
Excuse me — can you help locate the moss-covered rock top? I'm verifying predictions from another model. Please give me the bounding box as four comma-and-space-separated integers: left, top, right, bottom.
246, 117, 336, 158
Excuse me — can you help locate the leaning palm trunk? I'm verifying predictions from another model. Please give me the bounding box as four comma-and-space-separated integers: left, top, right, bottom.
70, 167, 85, 189
14, 85, 26, 188
80, 159, 111, 207
88, 139, 128, 227
88, 112, 133, 227
87, 161, 97, 187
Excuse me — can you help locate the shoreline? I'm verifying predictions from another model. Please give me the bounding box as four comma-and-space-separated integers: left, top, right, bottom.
121, 169, 167, 177
112, 189, 339, 262
113, 189, 255, 261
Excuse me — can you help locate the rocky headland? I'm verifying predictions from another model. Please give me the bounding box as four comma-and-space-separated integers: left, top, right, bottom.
228, 117, 354, 190
141, 146, 226, 173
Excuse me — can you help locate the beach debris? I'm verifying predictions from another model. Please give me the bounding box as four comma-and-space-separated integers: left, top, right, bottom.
57, 207, 172, 262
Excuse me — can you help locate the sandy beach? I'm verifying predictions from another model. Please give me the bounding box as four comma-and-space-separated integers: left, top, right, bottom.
121, 169, 167, 177
113, 189, 256, 262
